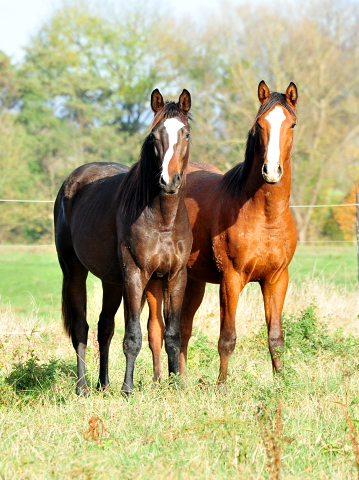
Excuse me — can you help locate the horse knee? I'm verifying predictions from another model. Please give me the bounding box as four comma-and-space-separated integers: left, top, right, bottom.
268, 333, 284, 356
164, 329, 181, 355
218, 332, 237, 357
123, 327, 142, 359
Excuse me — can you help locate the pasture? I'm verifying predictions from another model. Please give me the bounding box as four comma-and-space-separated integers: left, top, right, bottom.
0, 245, 356, 319
0, 246, 358, 478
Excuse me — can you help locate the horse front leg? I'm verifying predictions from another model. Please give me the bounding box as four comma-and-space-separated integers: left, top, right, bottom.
164, 267, 188, 379
121, 270, 145, 396
260, 268, 289, 374
218, 272, 243, 388
146, 280, 164, 383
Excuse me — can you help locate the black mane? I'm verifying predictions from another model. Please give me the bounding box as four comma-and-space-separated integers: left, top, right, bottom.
216, 92, 296, 197
118, 101, 191, 220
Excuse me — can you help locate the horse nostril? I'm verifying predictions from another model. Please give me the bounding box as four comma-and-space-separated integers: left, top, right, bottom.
262, 163, 268, 175
173, 172, 181, 187
159, 176, 166, 187
277, 164, 283, 176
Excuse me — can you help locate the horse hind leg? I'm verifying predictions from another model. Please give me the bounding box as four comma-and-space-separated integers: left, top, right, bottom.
59, 255, 89, 396
97, 281, 122, 390
179, 278, 206, 378
146, 280, 165, 383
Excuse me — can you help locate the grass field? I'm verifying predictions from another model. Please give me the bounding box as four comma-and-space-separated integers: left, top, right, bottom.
0, 246, 358, 478
0, 245, 357, 320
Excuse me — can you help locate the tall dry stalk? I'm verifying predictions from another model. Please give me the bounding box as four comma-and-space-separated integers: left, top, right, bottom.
257, 398, 283, 480
338, 402, 359, 479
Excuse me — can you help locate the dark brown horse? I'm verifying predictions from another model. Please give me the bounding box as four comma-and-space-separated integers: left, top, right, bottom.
148, 81, 298, 386
54, 89, 193, 395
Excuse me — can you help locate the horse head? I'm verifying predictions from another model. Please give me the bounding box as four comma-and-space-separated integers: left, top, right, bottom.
150, 89, 192, 194
256, 81, 297, 184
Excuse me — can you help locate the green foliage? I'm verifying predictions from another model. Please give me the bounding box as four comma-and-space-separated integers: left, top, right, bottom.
187, 329, 217, 369
0, 51, 19, 111
256, 303, 359, 359
283, 304, 334, 355
5, 352, 75, 397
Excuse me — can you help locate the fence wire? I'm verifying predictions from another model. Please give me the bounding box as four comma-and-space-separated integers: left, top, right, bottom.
0, 198, 358, 247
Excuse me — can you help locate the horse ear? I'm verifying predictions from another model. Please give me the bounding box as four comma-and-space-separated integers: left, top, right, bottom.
178, 89, 191, 114
285, 82, 298, 109
151, 89, 164, 113
258, 80, 271, 105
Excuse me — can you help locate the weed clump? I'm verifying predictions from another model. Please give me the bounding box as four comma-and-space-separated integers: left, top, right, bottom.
256, 304, 359, 358
5, 352, 75, 398
187, 329, 217, 369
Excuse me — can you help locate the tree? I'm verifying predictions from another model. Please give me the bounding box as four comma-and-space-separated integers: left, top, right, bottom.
0, 51, 19, 112
333, 185, 358, 241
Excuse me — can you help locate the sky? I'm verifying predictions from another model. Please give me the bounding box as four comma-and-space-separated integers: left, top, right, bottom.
0, 0, 225, 61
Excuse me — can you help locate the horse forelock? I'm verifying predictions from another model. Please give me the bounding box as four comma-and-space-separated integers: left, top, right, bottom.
252, 92, 296, 133
151, 101, 192, 130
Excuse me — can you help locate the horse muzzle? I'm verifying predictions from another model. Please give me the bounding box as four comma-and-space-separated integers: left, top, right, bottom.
262, 162, 283, 184
159, 172, 182, 194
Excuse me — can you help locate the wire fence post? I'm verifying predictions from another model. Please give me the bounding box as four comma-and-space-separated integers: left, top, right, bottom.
356, 187, 359, 292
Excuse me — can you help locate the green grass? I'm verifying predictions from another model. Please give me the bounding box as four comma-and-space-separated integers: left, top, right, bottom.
0, 248, 97, 319
290, 245, 357, 288
0, 247, 358, 478
1, 303, 359, 479
0, 245, 357, 321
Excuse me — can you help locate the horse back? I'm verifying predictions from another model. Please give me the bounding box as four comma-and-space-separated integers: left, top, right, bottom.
54, 163, 128, 223
187, 161, 222, 175
54, 162, 129, 283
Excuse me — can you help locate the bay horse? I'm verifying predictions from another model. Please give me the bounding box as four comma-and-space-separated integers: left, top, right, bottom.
147, 81, 298, 386
54, 89, 193, 395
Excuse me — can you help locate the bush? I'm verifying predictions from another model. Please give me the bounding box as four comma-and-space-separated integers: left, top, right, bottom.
255, 304, 359, 358
6, 353, 75, 397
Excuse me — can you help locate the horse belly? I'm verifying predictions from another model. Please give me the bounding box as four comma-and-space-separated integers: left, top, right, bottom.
71, 211, 122, 284
187, 248, 221, 284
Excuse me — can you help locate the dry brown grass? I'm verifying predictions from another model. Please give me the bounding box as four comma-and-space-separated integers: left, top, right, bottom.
193, 278, 359, 339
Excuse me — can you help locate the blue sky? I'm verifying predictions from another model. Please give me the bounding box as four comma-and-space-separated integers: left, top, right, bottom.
0, 0, 225, 60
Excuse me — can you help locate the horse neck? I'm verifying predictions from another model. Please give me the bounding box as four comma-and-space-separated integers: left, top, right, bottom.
151, 189, 185, 228
243, 150, 292, 214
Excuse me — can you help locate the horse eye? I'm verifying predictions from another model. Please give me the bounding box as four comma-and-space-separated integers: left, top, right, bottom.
291, 123, 296, 129
185, 132, 190, 139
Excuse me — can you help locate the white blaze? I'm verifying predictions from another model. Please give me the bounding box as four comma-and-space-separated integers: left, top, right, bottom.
162, 118, 185, 184
265, 106, 286, 179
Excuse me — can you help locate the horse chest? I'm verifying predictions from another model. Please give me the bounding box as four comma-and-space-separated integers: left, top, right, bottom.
215, 225, 294, 282
128, 229, 187, 277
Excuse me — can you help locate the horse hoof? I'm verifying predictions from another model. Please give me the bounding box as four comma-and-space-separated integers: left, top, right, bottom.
121, 384, 133, 398
76, 384, 89, 397
216, 382, 228, 395
96, 382, 110, 393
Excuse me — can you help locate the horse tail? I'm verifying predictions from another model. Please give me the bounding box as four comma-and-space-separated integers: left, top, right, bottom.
140, 291, 146, 313
163, 288, 170, 322
55, 183, 83, 338
61, 275, 72, 337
